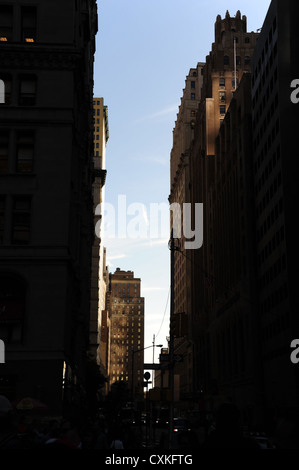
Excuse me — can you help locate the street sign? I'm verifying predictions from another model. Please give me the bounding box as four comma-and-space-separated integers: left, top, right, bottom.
144, 371, 151, 380
142, 381, 152, 387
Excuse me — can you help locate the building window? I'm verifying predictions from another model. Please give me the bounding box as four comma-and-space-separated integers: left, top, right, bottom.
191, 93, 195, 100
236, 56, 241, 65
0, 131, 9, 173
19, 76, 37, 106
232, 78, 239, 88
0, 6, 13, 42
191, 81, 195, 89
245, 37, 250, 43
219, 91, 226, 102
11, 196, 31, 245
224, 55, 230, 65
219, 77, 225, 87
220, 105, 226, 115
21, 6, 37, 42
0, 275, 26, 344
245, 56, 250, 65
0, 75, 12, 105
16, 131, 34, 172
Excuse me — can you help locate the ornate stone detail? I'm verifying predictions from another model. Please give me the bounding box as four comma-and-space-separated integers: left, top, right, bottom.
0, 48, 81, 70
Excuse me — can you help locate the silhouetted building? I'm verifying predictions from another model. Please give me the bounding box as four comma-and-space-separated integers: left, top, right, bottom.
0, 0, 98, 413
107, 268, 144, 397
170, 10, 259, 412
251, 0, 299, 423
204, 73, 263, 425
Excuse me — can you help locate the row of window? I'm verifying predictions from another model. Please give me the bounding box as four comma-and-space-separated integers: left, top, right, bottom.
252, 16, 277, 88
112, 282, 138, 287
255, 139, 280, 195
253, 93, 279, 152
0, 129, 35, 174
223, 55, 251, 66
255, 146, 280, 190
219, 77, 239, 88
0, 75, 37, 107
114, 287, 137, 292
252, 46, 278, 112
260, 282, 288, 315
258, 224, 285, 267
0, 195, 31, 245
257, 194, 283, 242
253, 118, 279, 165
262, 311, 289, 343
258, 253, 286, 291
0, 5, 36, 43
256, 169, 282, 218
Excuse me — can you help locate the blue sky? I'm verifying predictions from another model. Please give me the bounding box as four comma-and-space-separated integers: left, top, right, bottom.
93, 0, 271, 366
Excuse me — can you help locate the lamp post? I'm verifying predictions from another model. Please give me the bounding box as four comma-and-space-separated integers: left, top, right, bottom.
131, 343, 163, 399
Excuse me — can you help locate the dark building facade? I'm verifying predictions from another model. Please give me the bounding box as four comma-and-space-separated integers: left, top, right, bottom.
171, 11, 259, 412
203, 73, 264, 424
187, 1, 299, 432
0, 0, 98, 414
251, 0, 299, 423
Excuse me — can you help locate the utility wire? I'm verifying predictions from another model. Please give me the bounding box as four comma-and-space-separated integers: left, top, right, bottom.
155, 287, 170, 340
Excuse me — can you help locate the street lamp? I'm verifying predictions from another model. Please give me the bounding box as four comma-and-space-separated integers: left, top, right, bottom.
131, 344, 163, 398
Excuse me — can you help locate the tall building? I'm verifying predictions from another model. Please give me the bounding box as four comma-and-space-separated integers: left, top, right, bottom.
170, 11, 259, 412
169, 63, 204, 405
251, 0, 299, 423
89, 97, 109, 373
107, 268, 144, 396
0, 0, 98, 414
204, 72, 264, 424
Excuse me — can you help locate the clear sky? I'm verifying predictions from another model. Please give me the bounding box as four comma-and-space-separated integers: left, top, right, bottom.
93, 0, 271, 368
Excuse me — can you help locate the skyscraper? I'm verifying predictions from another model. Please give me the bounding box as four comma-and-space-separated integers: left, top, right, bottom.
108, 268, 144, 396
169, 63, 204, 404
170, 11, 259, 412
251, 0, 299, 422
89, 97, 109, 371
0, 0, 98, 413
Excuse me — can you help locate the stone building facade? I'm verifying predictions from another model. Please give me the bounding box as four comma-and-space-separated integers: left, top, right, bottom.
0, 0, 98, 414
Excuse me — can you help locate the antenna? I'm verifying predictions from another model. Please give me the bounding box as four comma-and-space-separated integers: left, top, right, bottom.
233, 36, 237, 91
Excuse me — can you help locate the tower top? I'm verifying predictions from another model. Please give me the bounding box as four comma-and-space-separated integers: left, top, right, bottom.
215, 10, 247, 40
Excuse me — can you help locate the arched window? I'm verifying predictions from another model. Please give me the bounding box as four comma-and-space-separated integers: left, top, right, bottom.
0, 274, 26, 343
